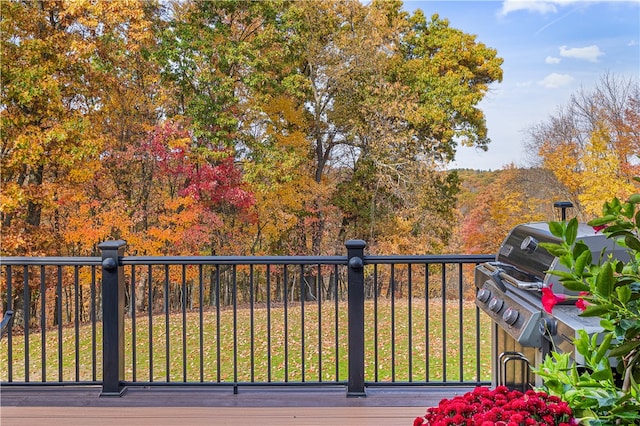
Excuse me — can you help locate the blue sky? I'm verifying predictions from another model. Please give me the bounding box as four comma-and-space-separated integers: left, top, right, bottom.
402, 0, 640, 170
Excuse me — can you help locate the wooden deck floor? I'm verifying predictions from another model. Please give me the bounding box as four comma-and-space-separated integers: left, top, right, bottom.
1, 385, 473, 425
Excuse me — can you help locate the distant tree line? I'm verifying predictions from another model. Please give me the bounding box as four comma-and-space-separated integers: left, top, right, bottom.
459, 74, 639, 254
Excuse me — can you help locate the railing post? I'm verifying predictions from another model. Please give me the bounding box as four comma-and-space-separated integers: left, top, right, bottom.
99, 240, 127, 397
346, 239, 366, 397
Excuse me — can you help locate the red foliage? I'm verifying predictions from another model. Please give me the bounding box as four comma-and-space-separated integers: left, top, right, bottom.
414, 386, 575, 426
180, 156, 254, 209
143, 121, 254, 210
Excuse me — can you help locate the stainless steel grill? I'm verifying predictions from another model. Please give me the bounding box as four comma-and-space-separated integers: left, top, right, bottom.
474, 218, 626, 390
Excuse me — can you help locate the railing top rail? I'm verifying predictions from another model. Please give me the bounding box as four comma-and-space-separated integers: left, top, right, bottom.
122, 255, 347, 266
0, 257, 101, 266
365, 254, 494, 264
0, 253, 494, 267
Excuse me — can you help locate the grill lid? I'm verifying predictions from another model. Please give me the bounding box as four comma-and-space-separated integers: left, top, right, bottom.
496, 222, 626, 294
496, 223, 560, 281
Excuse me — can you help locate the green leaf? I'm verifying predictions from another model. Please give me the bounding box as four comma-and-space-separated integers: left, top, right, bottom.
571, 364, 580, 383
595, 262, 614, 298
548, 221, 564, 237
619, 319, 639, 334
539, 244, 568, 257
616, 285, 632, 304
588, 215, 618, 227
566, 218, 578, 245
590, 367, 613, 382
575, 330, 589, 355
608, 341, 640, 358
573, 240, 591, 256
594, 333, 613, 364
547, 269, 576, 280
560, 254, 574, 269
625, 235, 640, 252
560, 279, 590, 292
574, 248, 592, 276
607, 197, 623, 212
621, 202, 635, 218
600, 319, 615, 331
605, 229, 635, 239
580, 304, 614, 317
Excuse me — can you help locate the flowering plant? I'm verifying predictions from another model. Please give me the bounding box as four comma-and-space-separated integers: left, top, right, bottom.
413, 386, 575, 426
535, 187, 640, 425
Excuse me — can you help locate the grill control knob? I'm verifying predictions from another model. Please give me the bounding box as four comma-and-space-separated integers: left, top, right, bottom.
520, 236, 539, 254
488, 297, 504, 313
477, 288, 492, 303
502, 307, 519, 326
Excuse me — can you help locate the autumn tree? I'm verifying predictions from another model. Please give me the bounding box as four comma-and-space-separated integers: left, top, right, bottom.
240, 96, 317, 255
154, 0, 290, 255
526, 73, 640, 218
276, 1, 503, 254
0, 0, 177, 257
60, 0, 170, 255
129, 120, 253, 256
1, 0, 107, 255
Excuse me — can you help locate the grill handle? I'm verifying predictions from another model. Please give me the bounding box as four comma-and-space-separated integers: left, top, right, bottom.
490, 269, 507, 292
483, 263, 543, 292
515, 281, 543, 291
501, 273, 543, 291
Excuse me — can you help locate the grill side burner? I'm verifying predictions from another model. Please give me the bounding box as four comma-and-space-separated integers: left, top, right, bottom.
540, 306, 604, 365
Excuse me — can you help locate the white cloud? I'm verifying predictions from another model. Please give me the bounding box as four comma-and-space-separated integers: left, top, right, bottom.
538, 73, 574, 88
559, 45, 604, 62
499, 1, 558, 16
545, 56, 561, 64
629, 40, 638, 47
498, 0, 586, 17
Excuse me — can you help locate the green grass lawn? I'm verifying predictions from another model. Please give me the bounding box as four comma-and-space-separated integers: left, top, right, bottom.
0, 299, 492, 384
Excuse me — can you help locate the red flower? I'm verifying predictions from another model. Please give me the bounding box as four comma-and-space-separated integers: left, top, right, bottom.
574, 291, 590, 312
541, 284, 567, 313
417, 386, 574, 425
592, 224, 607, 233
511, 413, 524, 423
575, 298, 588, 311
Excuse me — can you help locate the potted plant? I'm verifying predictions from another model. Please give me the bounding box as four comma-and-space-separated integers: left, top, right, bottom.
535, 187, 640, 425
413, 385, 575, 425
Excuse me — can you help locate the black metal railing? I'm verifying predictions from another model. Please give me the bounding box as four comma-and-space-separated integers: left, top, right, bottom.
0, 240, 493, 396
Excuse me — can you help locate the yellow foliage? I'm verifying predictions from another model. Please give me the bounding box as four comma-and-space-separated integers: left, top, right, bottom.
540, 140, 582, 195
0, 183, 24, 213
578, 123, 638, 217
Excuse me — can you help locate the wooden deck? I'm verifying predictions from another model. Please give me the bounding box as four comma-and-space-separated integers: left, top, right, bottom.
0, 385, 473, 425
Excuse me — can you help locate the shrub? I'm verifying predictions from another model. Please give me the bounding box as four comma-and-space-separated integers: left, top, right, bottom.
535, 184, 640, 425
413, 386, 575, 426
